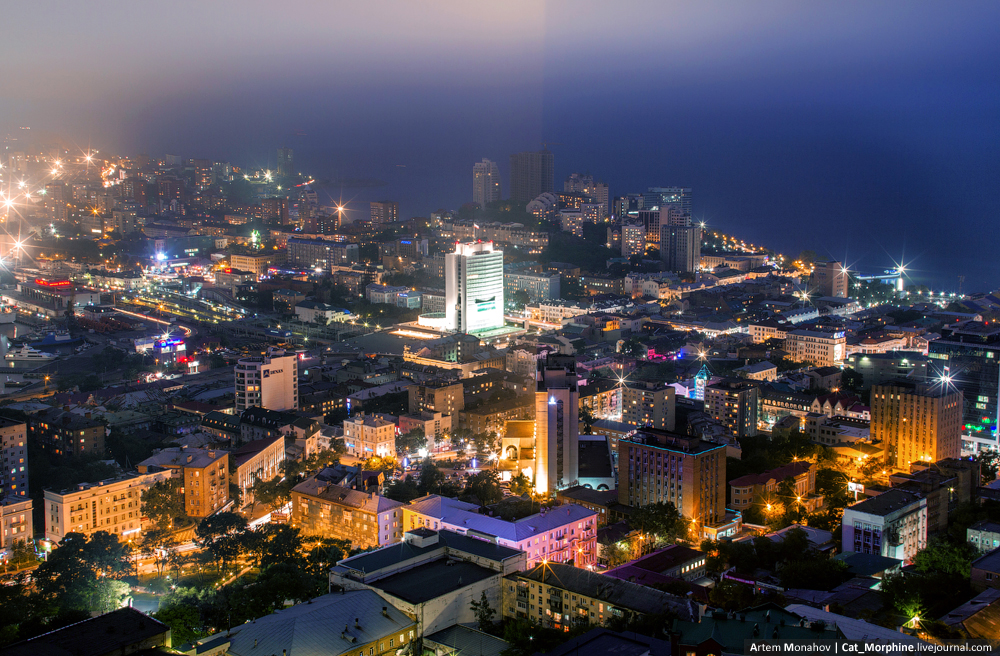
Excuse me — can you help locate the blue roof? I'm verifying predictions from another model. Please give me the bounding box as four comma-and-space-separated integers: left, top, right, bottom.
407, 495, 598, 543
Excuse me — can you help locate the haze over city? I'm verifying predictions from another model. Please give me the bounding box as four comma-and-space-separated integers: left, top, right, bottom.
4, 1, 1000, 289
3, 3, 1000, 655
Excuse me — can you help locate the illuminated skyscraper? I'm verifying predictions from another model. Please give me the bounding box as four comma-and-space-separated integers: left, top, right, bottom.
535, 355, 579, 493
660, 224, 701, 273
814, 261, 850, 298
873, 381, 962, 470
472, 158, 501, 207
509, 149, 554, 204
444, 241, 504, 334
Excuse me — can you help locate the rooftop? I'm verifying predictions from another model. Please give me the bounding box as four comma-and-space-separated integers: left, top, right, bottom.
292, 476, 404, 514
729, 461, 811, 488
972, 546, 1000, 573
1, 607, 169, 656
846, 489, 925, 517
335, 528, 522, 575
138, 445, 227, 470
511, 563, 692, 619
369, 558, 497, 604
225, 590, 414, 656
232, 434, 285, 468
407, 495, 597, 543
424, 625, 509, 656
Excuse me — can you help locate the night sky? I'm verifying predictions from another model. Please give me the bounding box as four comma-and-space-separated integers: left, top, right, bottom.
4, 1, 999, 290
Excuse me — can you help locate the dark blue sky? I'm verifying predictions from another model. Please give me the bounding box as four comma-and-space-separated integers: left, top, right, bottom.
4, 1, 999, 291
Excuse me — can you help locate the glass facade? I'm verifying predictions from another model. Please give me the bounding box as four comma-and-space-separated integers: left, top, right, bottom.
928, 322, 1000, 451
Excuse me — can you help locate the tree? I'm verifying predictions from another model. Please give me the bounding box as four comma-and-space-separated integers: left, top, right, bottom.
579, 406, 595, 434
138, 528, 177, 578
384, 477, 421, 503
396, 429, 427, 456
195, 512, 248, 573
418, 460, 447, 495
508, 289, 530, 312
142, 478, 186, 530
251, 475, 291, 513
912, 539, 977, 577
620, 337, 646, 359
464, 470, 503, 507
33, 532, 132, 613
470, 590, 496, 631
256, 524, 304, 570
362, 456, 397, 475
509, 472, 532, 496
630, 501, 681, 547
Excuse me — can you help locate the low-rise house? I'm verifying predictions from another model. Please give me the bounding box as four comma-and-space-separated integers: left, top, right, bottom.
968, 520, 1000, 554
972, 547, 1000, 592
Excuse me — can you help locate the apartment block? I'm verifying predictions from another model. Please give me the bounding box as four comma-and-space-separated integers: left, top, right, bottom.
0, 418, 28, 499
343, 414, 396, 459
408, 381, 465, 415
44, 470, 173, 543
704, 379, 760, 438
137, 446, 230, 518
622, 383, 676, 432
785, 329, 847, 367
841, 489, 927, 563
291, 475, 405, 548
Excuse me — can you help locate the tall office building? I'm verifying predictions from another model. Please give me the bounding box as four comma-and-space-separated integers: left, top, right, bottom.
613, 194, 643, 219
444, 241, 505, 334
873, 381, 963, 470
814, 261, 849, 298
235, 348, 299, 412
704, 379, 760, 438
509, 149, 554, 204
643, 187, 692, 219
277, 147, 294, 177
535, 355, 580, 493
660, 225, 701, 273
618, 428, 726, 529
472, 159, 502, 207
370, 201, 399, 227
929, 322, 1000, 453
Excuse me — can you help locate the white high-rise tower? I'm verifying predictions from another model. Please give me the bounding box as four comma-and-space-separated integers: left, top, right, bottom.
445, 242, 504, 334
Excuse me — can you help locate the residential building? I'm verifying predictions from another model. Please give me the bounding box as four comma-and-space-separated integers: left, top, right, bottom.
232, 434, 286, 507
535, 355, 580, 493
287, 237, 358, 271
622, 383, 675, 432
234, 347, 298, 412
404, 495, 598, 568
1, 497, 33, 554
785, 329, 847, 367
704, 378, 760, 438
43, 470, 172, 543
872, 381, 963, 470
660, 225, 700, 273
366, 283, 411, 305
841, 489, 927, 562
408, 381, 465, 415
968, 520, 1000, 553
621, 223, 645, 259
501, 563, 691, 630
219, 590, 416, 656
473, 158, 502, 206
928, 321, 1000, 453
291, 474, 405, 548
509, 149, 554, 204
445, 241, 505, 334
398, 411, 451, 449
735, 361, 777, 381
750, 319, 790, 344
0, 418, 28, 499
971, 548, 1000, 592
814, 261, 849, 298
370, 200, 399, 226
331, 528, 526, 635
555, 486, 621, 527
729, 461, 822, 512
343, 414, 396, 459
229, 253, 273, 279
137, 446, 230, 518
504, 271, 561, 301
579, 379, 622, 421
27, 407, 106, 458
605, 544, 708, 583
618, 428, 727, 533
295, 300, 350, 324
